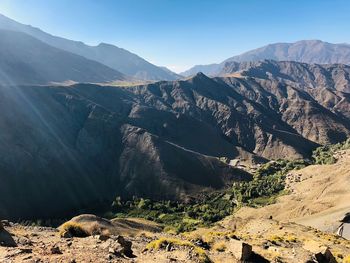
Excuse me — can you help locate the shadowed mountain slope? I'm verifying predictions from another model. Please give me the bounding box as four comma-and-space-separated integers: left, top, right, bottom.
0, 82, 251, 219
0, 30, 126, 85
2, 61, 350, 219
0, 13, 180, 81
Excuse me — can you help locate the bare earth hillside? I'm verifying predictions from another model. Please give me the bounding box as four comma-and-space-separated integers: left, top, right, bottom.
235, 150, 350, 239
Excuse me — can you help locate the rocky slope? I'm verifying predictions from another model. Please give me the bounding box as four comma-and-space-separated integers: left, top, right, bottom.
0, 29, 126, 85
182, 40, 350, 76
221, 60, 350, 92
1, 213, 349, 262
0, 81, 252, 219
217, 60, 350, 145
0, 13, 180, 81
3, 61, 350, 219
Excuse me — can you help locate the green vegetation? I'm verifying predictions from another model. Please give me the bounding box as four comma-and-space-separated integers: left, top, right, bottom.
106, 139, 350, 232
232, 159, 309, 207
312, 138, 350, 164
106, 193, 234, 233
106, 158, 308, 231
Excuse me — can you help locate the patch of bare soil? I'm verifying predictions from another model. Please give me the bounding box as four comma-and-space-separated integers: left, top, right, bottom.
235, 150, 350, 238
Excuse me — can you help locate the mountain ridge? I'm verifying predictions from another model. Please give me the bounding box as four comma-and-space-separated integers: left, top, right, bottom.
0, 13, 180, 81
0, 29, 126, 85
3, 60, 350, 218
181, 40, 350, 76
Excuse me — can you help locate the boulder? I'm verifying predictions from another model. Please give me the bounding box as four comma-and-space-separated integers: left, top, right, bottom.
313, 247, 337, 263
0, 225, 17, 247
226, 239, 252, 261
1, 220, 11, 227
117, 235, 134, 258
102, 235, 134, 258
50, 245, 62, 254
94, 234, 109, 241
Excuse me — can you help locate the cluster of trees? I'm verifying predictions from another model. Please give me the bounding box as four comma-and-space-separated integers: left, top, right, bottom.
106, 159, 308, 232
312, 138, 350, 164
107, 193, 233, 233
106, 139, 350, 232
231, 159, 309, 207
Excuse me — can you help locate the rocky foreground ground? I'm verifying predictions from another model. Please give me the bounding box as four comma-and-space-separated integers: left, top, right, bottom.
0, 213, 349, 263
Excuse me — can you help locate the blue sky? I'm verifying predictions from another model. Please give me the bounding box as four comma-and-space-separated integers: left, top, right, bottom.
0, 0, 350, 72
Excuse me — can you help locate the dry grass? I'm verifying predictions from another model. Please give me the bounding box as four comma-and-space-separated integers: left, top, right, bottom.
59, 221, 89, 237
146, 237, 211, 263
268, 234, 299, 244
181, 228, 236, 244
88, 222, 110, 236
344, 255, 350, 263
212, 241, 226, 252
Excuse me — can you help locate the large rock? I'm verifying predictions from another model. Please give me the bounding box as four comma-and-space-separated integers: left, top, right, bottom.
0, 223, 17, 247
226, 239, 252, 261
313, 247, 337, 263
116, 235, 134, 258
104, 235, 134, 258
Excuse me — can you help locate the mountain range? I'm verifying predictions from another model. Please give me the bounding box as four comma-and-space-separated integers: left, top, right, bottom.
2, 13, 350, 221
181, 40, 350, 76
2, 59, 350, 219
0, 13, 180, 81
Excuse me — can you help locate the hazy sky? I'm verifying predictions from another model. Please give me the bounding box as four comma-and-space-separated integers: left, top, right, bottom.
0, 0, 350, 72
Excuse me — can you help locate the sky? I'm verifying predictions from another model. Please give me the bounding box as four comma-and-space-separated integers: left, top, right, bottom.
0, 0, 350, 73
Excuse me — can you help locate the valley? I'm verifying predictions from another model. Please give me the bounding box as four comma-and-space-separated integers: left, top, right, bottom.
3, 60, 350, 220
1, 145, 350, 262
0, 6, 350, 262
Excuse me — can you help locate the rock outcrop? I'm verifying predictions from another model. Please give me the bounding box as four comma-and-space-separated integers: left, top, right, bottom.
226, 239, 252, 261
0, 222, 16, 247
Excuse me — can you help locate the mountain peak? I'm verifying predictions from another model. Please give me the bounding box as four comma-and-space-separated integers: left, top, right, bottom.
194, 72, 207, 78
189, 71, 212, 82
97, 42, 115, 48
182, 40, 350, 77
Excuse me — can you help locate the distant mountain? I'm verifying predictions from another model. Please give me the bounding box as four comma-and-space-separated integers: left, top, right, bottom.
0, 13, 179, 81
221, 59, 350, 92
160, 66, 183, 79
0, 30, 126, 85
181, 40, 350, 76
